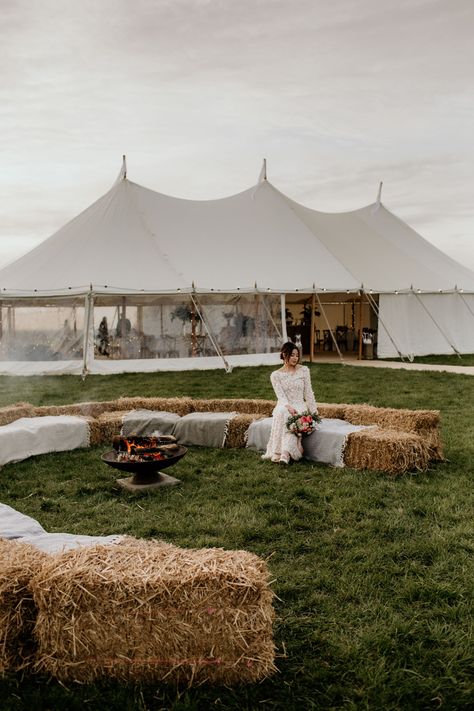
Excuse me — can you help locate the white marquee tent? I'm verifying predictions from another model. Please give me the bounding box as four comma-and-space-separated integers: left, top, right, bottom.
0, 161, 473, 375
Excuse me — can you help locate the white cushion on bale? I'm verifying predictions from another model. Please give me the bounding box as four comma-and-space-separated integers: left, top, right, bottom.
173, 411, 237, 448
0, 415, 90, 467
246, 417, 370, 468
122, 409, 237, 448
0, 503, 123, 554
121, 409, 181, 437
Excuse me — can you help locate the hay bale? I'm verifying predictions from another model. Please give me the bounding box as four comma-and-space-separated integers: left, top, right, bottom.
88, 411, 129, 446
225, 414, 266, 449
116, 397, 194, 416
0, 402, 35, 426
317, 402, 348, 420
31, 539, 276, 685
342, 403, 439, 432
34, 401, 119, 418
191, 399, 275, 416
0, 539, 48, 674
344, 427, 431, 475
342, 404, 443, 462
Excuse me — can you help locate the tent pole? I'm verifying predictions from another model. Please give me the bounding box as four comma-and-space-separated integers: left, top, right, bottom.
310, 292, 316, 362
309, 291, 316, 363
137, 305, 144, 358
82, 289, 94, 379
314, 291, 344, 363
413, 291, 461, 358
7, 306, 13, 337
190, 294, 232, 372
121, 297, 126, 356
358, 296, 363, 360
254, 290, 261, 353
364, 290, 406, 361
281, 295, 287, 343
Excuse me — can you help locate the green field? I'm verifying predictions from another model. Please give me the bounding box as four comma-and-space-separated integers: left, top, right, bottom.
0, 364, 473, 710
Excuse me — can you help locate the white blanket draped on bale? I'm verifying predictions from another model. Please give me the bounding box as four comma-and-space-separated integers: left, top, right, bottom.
121, 409, 237, 448
0, 416, 90, 467
0, 502, 123, 554
247, 417, 371, 468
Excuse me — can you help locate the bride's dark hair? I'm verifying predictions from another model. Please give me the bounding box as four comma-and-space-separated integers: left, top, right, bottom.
280, 341, 300, 362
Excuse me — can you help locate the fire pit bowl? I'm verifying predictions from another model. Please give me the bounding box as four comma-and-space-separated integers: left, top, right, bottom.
101, 446, 187, 491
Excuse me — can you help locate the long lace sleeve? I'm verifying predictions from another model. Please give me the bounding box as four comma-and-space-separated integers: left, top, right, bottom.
303, 367, 318, 413
270, 371, 290, 406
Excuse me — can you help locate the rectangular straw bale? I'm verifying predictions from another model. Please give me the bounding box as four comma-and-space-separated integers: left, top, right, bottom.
34, 401, 119, 418
0, 402, 35, 426
116, 396, 194, 416
31, 539, 276, 686
342, 403, 439, 431
0, 539, 49, 674
88, 411, 129, 445
342, 404, 443, 461
344, 427, 431, 475
317, 403, 348, 420
191, 399, 275, 416
225, 414, 266, 449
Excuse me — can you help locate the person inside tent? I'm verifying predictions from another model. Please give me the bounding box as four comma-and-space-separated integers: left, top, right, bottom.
262, 341, 319, 464
98, 316, 110, 356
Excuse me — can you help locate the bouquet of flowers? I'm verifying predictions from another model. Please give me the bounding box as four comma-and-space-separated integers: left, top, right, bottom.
286, 410, 321, 436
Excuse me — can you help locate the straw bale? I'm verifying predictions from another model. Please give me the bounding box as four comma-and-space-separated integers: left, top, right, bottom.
87, 411, 129, 445
344, 427, 431, 475
342, 403, 439, 432
31, 539, 276, 685
33, 401, 119, 418
0, 402, 36, 427
116, 397, 194, 416
342, 404, 443, 461
317, 402, 348, 420
191, 399, 275, 416
0, 539, 49, 674
225, 414, 266, 449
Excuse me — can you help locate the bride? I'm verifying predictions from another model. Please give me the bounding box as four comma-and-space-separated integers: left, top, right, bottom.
262, 341, 319, 465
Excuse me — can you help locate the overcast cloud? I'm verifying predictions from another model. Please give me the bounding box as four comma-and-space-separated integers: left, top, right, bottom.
1, 0, 473, 269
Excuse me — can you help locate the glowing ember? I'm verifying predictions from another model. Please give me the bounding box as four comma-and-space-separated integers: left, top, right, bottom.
112, 435, 179, 462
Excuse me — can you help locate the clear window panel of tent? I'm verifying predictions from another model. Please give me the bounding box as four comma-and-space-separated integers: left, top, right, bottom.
92, 294, 283, 360
0, 300, 86, 361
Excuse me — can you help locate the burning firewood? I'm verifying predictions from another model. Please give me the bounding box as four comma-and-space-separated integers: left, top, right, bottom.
112, 435, 179, 461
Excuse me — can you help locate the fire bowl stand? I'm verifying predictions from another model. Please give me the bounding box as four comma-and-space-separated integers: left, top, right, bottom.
101, 448, 186, 492
116, 470, 181, 492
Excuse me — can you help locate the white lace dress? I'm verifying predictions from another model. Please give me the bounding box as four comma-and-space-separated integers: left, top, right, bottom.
262, 365, 318, 462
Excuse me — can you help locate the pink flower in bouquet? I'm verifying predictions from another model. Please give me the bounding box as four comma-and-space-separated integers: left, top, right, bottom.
286, 410, 321, 436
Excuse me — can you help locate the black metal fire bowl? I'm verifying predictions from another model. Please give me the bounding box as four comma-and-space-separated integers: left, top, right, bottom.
101, 446, 187, 491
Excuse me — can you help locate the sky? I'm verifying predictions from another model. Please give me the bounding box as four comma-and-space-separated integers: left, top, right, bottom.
1, 0, 473, 271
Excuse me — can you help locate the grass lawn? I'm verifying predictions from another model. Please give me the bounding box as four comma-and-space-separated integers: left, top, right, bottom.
0, 364, 473, 710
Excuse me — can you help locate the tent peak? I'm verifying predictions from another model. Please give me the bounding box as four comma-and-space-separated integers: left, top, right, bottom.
258, 158, 267, 183
114, 155, 127, 185
376, 181, 383, 206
